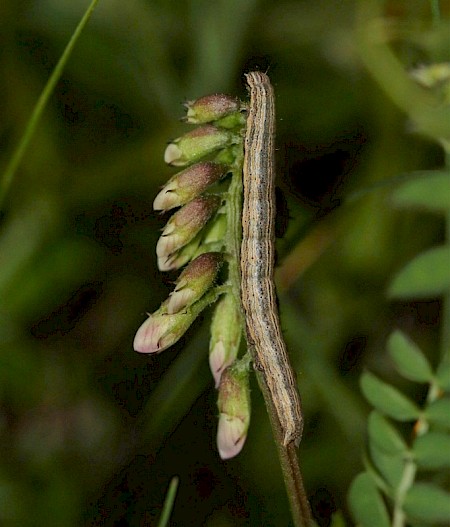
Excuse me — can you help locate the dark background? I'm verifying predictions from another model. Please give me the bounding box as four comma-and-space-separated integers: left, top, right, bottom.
0, 0, 447, 525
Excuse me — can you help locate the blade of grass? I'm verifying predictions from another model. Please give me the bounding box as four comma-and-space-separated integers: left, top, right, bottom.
0, 0, 101, 209
156, 476, 179, 527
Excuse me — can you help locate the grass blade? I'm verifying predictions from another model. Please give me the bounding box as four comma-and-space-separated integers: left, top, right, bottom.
0, 0, 101, 208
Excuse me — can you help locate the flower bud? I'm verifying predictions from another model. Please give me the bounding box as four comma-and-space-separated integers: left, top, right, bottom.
209, 294, 241, 387
158, 236, 201, 272
153, 162, 227, 212
167, 252, 222, 314
133, 304, 198, 354
164, 125, 238, 167
156, 195, 221, 270
184, 94, 240, 124
410, 62, 450, 93
217, 361, 251, 460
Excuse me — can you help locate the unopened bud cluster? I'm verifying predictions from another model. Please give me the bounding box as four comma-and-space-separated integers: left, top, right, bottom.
134, 90, 251, 458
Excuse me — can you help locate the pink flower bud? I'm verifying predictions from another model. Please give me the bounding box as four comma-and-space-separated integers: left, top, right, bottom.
133, 305, 198, 354
167, 252, 222, 314
157, 236, 201, 272
217, 362, 251, 460
156, 196, 221, 270
217, 413, 248, 460
184, 94, 241, 124
153, 162, 227, 212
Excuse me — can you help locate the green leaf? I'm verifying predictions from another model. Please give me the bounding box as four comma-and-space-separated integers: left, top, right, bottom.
368, 411, 408, 455
369, 442, 405, 489
391, 170, 450, 212
387, 330, 433, 383
403, 483, 450, 523
425, 398, 450, 428
348, 472, 390, 527
388, 245, 450, 299
362, 452, 391, 494
413, 432, 450, 469
360, 371, 420, 421
436, 362, 450, 392
367, 412, 408, 489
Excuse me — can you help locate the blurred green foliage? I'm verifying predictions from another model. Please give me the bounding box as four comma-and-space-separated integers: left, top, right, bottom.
0, 0, 448, 525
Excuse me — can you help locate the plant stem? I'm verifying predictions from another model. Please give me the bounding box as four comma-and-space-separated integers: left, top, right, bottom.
0, 0, 101, 209
226, 144, 245, 319
392, 456, 416, 527
227, 142, 313, 526
254, 369, 313, 526
251, 323, 313, 523
430, 0, 441, 25
442, 147, 450, 362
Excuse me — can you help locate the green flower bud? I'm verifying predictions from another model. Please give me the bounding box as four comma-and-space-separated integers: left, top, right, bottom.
167, 252, 222, 314
184, 94, 240, 124
164, 125, 238, 167
153, 162, 227, 211
410, 62, 450, 94
209, 294, 242, 387
217, 360, 251, 460
156, 195, 221, 271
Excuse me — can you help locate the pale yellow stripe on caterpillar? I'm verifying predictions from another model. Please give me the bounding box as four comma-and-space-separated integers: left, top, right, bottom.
241, 71, 303, 446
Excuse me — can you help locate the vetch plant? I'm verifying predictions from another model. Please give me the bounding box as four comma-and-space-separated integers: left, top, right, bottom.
133, 78, 312, 526
348, 331, 450, 526
133, 92, 251, 458
348, 13, 450, 522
